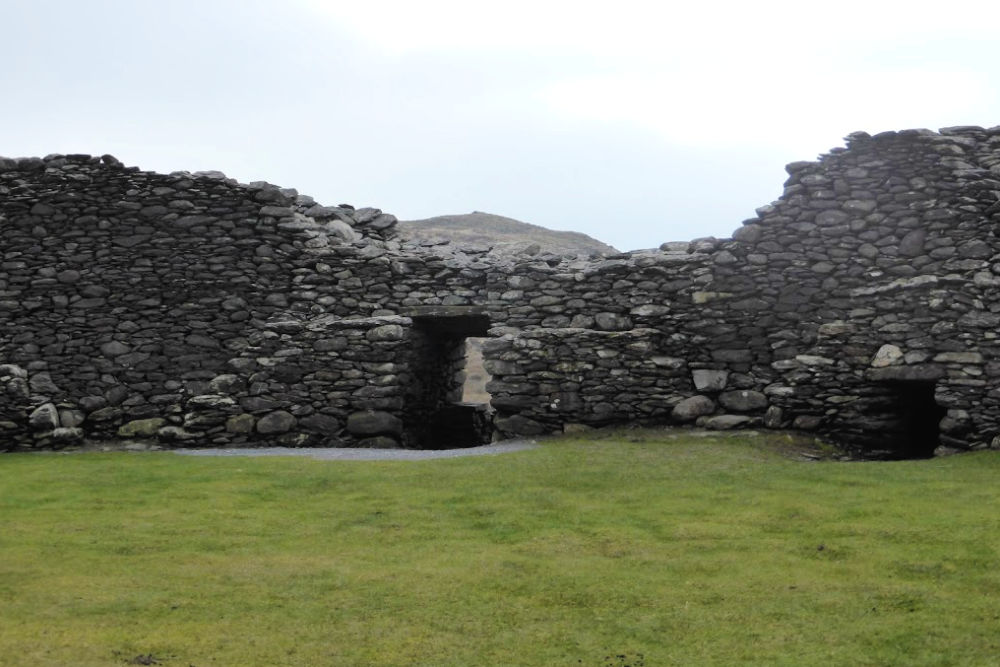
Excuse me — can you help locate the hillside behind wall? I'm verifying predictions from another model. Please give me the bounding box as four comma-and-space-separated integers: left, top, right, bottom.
4, 126, 1000, 455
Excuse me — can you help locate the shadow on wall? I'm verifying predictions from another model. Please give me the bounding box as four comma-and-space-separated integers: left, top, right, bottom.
404, 308, 494, 449
848, 380, 946, 459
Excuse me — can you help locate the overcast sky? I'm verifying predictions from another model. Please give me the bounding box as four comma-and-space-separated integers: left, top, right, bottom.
2, 1, 998, 250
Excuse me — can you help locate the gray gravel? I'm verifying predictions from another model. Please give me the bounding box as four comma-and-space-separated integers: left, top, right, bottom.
172, 439, 538, 461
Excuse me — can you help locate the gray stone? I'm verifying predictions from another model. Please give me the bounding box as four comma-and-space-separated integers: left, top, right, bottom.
100, 341, 131, 357
187, 395, 237, 409
28, 372, 60, 395
185, 334, 219, 348
933, 351, 983, 364
816, 210, 850, 226
718, 390, 768, 412
818, 321, 854, 336
958, 240, 991, 259
483, 359, 522, 375
794, 355, 835, 367
732, 224, 762, 243
702, 415, 752, 430
713, 349, 752, 363
858, 243, 879, 259
256, 410, 297, 434
49, 427, 84, 444
314, 337, 348, 352
792, 415, 823, 430
241, 397, 283, 413
651, 356, 686, 370
208, 374, 245, 393
594, 313, 633, 331
79, 396, 108, 412
58, 408, 85, 428
88, 406, 122, 422
842, 199, 877, 214
259, 205, 295, 218
692, 291, 734, 304
763, 406, 784, 429
57, 269, 81, 283
630, 304, 671, 317
0, 364, 27, 380
226, 414, 256, 434
299, 413, 341, 434
495, 414, 547, 436
671, 395, 715, 422
898, 230, 926, 257
365, 325, 406, 341
118, 418, 167, 438
714, 250, 738, 265
347, 410, 403, 436
157, 426, 199, 442
867, 365, 946, 382
871, 344, 903, 368
692, 369, 729, 392
29, 403, 59, 430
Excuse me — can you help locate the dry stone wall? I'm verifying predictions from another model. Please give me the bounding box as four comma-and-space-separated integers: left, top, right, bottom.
0, 154, 406, 449
4, 126, 1000, 457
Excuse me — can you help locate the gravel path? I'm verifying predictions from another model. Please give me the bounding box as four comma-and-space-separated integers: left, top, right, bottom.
172, 439, 538, 461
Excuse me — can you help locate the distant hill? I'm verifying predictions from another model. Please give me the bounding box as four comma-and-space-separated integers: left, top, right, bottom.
396, 211, 618, 255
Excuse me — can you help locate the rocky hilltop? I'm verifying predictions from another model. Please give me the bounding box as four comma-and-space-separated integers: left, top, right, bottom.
397, 211, 618, 256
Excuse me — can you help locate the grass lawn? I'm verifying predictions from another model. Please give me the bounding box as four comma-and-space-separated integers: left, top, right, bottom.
1, 430, 1000, 666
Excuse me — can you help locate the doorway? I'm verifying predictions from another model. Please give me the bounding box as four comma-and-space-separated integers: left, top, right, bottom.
857, 381, 944, 459
404, 307, 494, 449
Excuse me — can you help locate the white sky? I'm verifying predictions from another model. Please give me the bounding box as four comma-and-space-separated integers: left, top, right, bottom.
2, 0, 998, 250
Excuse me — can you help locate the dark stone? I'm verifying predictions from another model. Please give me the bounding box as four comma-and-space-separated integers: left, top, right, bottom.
867, 366, 946, 382
299, 414, 341, 434
495, 414, 547, 436
718, 390, 768, 412
28, 403, 59, 430
358, 435, 400, 448
672, 396, 715, 422
702, 415, 752, 430
257, 410, 297, 434
898, 229, 926, 257
347, 410, 403, 436
692, 370, 728, 392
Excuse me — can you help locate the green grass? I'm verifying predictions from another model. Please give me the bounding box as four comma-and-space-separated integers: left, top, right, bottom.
2, 430, 1000, 666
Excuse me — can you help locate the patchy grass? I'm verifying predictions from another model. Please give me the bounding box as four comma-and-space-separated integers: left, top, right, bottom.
2, 430, 1000, 666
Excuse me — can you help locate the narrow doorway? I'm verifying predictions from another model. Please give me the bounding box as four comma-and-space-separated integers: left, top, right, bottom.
890, 381, 945, 459
404, 307, 494, 449
862, 381, 945, 459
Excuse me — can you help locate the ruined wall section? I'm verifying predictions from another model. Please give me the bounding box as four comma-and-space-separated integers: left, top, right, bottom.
719, 127, 1000, 450
481, 127, 1000, 452
0, 154, 401, 449
6, 127, 1000, 454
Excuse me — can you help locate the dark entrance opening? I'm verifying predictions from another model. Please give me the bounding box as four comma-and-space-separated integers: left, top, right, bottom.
404, 307, 494, 449
859, 381, 945, 459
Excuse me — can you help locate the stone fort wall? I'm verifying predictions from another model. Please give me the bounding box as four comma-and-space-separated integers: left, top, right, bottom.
3, 125, 1000, 456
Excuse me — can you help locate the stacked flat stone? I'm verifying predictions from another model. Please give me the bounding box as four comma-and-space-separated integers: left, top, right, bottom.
4, 127, 1000, 456
0, 154, 400, 448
